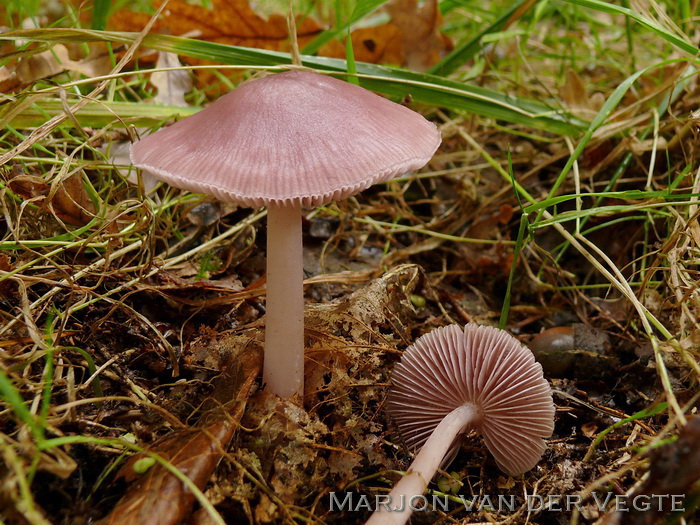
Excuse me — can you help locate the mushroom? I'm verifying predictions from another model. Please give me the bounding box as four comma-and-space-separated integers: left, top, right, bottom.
130, 70, 441, 399
368, 323, 554, 524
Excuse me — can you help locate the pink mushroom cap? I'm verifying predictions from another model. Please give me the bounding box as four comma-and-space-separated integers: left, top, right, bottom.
130, 70, 441, 208
388, 323, 555, 476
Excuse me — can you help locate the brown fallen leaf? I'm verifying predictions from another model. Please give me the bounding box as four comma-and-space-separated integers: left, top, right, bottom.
150, 51, 193, 106
321, 24, 404, 66
111, 0, 451, 89
99, 265, 428, 524
384, 0, 452, 71
96, 344, 262, 525
15, 47, 64, 83
110, 0, 323, 91
558, 70, 605, 121
8, 168, 96, 227
111, 0, 319, 47
1, 43, 113, 92
0, 63, 20, 92
319, 0, 452, 70
48, 172, 96, 227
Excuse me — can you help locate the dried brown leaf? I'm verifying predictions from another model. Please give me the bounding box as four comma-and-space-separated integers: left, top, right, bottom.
0, 64, 19, 92
97, 345, 261, 525
3, 44, 111, 91
320, 25, 404, 65
235, 265, 427, 522
559, 70, 604, 120
319, 0, 452, 70
243, 391, 331, 523
384, 0, 452, 71
49, 173, 96, 227
8, 169, 96, 227
110, 0, 322, 90
151, 52, 192, 106
15, 47, 64, 83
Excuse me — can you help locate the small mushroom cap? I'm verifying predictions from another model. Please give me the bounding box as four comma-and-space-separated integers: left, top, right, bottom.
130, 70, 441, 208
388, 323, 555, 476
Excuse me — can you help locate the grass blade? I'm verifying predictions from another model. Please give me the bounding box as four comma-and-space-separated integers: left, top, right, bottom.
0, 29, 588, 135
2, 99, 199, 129
345, 29, 359, 85
92, 0, 111, 31
562, 0, 699, 56
429, 0, 538, 77
536, 60, 675, 214
583, 402, 668, 462
62, 346, 105, 402
0, 369, 44, 442
302, 0, 389, 55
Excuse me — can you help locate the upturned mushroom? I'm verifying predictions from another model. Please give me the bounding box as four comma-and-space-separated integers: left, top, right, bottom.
131, 70, 441, 399
367, 323, 555, 524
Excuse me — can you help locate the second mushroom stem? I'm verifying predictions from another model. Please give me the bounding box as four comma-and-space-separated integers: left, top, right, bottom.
367, 403, 480, 525
263, 201, 305, 399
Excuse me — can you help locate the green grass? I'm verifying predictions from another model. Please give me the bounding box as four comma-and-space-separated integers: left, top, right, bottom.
1, 0, 699, 522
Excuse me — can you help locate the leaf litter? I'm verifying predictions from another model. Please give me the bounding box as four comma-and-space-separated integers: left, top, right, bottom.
97, 341, 261, 525
1, 0, 700, 524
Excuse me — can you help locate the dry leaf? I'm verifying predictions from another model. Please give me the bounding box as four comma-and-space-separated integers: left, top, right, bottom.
2, 43, 111, 91
151, 52, 192, 106
8, 169, 96, 227
243, 391, 332, 523
110, 0, 323, 90
184, 265, 424, 523
320, 24, 404, 65
581, 421, 598, 438
559, 70, 604, 120
60, 44, 113, 78
97, 345, 261, 525
96, 266, 427, 523
384, 0, 452, 70
49, 172, 96, 226
0, 64, 19, 92
320, 0, 451, 70
15, 48, 65, 83
111, 0, 451, 87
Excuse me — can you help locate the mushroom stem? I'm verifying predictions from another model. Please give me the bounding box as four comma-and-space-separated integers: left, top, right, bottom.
367, 403, 479, 525
263, 201, 304, 398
